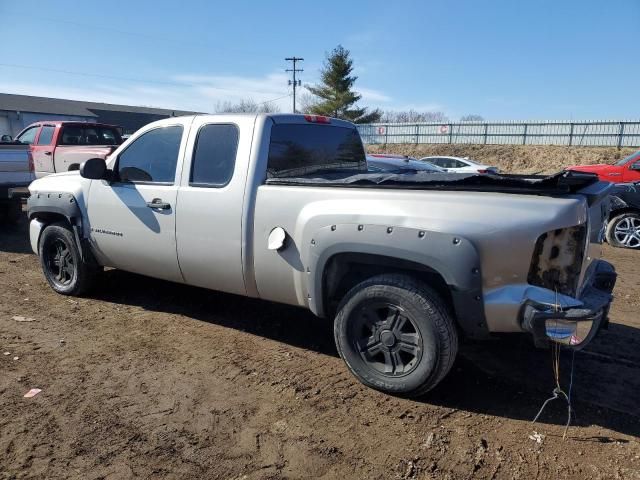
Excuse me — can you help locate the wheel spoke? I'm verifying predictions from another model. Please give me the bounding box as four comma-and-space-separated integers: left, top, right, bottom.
384, 307, 400, 330
390, 351, 404, 373
399, 332, 419, 347
392, 315, 408, 336
382, 350, 394, 374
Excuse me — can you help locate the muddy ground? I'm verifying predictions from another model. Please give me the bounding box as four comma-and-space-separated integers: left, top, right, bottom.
367, 144, 637, 175
1, 215, 639, 480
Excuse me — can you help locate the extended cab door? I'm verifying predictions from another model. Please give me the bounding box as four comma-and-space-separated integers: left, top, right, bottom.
175, 115, 255, 295
86, 119, 191, 283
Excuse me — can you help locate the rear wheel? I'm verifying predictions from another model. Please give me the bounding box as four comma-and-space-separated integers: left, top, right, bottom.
606, 212, 640, 249
39, 222, 98, 295
334, 274, 458, 396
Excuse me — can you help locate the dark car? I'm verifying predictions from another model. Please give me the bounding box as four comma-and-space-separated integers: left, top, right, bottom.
367, 154, 444, 173
607, 181, 640, 249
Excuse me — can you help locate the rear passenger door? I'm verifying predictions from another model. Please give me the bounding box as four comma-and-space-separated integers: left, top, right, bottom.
175, 116, 254, 295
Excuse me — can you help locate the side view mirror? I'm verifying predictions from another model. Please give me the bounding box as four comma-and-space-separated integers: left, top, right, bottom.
80, 157, 108, 180
630, 162, 640, 171
1, 134, 12, 142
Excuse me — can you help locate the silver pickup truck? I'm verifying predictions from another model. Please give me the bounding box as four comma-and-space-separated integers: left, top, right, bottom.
26, 114, 617, 395
0, 143, 32, 222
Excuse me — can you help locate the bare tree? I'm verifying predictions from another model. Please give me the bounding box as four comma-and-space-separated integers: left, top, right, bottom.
296, 92, 319, 114
381, 110, 449, 123
460, 114, 485, 122
215, 98, 280, 114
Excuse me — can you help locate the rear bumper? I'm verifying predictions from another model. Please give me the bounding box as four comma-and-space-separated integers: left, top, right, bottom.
0, 184, 30, 201
521, 260, 616, 348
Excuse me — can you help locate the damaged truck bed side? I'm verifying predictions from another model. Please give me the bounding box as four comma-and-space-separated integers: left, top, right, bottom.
26, 114, 617, 396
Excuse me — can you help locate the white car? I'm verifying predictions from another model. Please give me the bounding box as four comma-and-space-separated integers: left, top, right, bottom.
420, 156, 498, 174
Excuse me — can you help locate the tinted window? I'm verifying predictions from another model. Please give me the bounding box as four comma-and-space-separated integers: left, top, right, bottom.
427, 158, 444, 167
267, 124, 366, 177
36, 126, 55, 145
190, 124, 239, 187
117, 126, 183, 183
16, 126, 39, 145
60, 126, 121, 145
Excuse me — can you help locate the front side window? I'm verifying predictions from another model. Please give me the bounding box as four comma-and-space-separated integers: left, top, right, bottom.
117, 125, 183, 183
36, 126, 55, 145
16, 126, 39, 145
190, 124, 239, 187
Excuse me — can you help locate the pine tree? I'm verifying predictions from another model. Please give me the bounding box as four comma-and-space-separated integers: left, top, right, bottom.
306, 45, 381, 124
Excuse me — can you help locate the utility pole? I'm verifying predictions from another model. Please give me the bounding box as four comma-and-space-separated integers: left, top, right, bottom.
285, 57, 303, 113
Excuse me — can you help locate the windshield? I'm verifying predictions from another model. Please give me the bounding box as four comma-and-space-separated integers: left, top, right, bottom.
616, 150, 640, 166
267, 124, 366, 177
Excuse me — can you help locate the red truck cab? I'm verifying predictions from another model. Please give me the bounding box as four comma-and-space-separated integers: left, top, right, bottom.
15, 121, 123, 178
567, 149, 640, 183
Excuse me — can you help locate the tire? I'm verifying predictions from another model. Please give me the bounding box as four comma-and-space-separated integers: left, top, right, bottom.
38, 222, 98, 296
606, 212, 640, 249
334, 274, 458, 397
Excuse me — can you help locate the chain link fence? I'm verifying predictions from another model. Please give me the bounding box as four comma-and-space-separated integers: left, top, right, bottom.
357, 121, 640, 147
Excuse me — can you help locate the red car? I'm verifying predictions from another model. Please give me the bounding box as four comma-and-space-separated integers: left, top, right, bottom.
567, 149, 640, 183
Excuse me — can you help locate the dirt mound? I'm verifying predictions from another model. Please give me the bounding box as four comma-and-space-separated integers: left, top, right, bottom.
367, 144, 636, 174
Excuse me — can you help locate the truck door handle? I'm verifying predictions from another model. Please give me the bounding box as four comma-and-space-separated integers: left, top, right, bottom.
44, 151, 52, 156
146, 198, 171, 210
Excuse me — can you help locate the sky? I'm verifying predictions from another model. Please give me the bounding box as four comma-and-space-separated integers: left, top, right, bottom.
0, 0, 638, 121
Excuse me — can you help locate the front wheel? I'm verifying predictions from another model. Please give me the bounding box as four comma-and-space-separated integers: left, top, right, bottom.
334, 274, 458, 397
606, 212, 640, 249
38, 222, 98, 295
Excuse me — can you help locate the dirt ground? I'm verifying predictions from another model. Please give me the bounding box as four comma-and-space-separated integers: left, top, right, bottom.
367, 144, 637, 175
1, 215, 639, 480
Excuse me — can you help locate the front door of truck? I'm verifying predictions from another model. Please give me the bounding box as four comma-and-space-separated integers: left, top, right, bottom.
87, 122, 188, 283
175, 116, 254, 296
31, 125, 56, 176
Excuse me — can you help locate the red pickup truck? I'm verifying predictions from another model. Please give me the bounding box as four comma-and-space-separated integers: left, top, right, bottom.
567, 149, 640, 183
14, 121, 123, 178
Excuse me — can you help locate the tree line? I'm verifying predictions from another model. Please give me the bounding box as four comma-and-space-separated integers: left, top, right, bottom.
216, 45, 484, 124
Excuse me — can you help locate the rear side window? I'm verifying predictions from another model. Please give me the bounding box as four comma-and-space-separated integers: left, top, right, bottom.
60, 126, 121, 145
267, 124, 366, 177
16, 126, 39, 145
190, 124, 239, 187
117, 126, 183, 183
36, 126, 55, 145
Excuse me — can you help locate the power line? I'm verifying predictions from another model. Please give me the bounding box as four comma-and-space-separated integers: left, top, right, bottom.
0, 63, 289, 99
285, 57, 304, 113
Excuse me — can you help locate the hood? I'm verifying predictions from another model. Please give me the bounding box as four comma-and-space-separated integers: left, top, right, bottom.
567, 164, 614, 173
28, 170, 81, 192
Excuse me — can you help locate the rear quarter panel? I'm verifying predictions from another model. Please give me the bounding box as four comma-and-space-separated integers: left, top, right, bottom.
252, 185, 589, 332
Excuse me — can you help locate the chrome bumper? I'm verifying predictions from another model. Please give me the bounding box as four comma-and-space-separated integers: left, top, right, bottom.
521, 260, 616, 349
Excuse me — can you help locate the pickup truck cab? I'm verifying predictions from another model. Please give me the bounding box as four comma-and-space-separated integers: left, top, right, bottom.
568, 149, 640, 183
15, 121, 122, 178
26, 114, 617, 395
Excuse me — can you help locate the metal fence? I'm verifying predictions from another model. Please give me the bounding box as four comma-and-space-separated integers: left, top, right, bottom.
357, 120, 640, 147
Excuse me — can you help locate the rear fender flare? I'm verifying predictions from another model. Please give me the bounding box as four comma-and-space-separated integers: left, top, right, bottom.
305, 224, 488, 337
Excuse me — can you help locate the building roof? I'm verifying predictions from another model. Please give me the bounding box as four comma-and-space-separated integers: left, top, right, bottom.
0, 93, 200, 117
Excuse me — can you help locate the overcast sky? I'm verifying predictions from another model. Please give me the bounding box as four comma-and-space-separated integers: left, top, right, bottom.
0, 0, 638, 120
